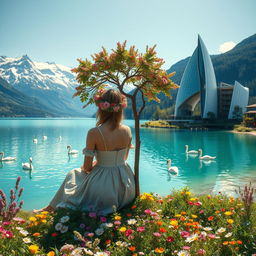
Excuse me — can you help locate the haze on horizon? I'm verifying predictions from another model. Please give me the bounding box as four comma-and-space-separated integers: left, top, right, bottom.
0, 0, 255, 69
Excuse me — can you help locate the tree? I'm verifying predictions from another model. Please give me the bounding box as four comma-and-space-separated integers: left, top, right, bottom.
72, 41, 178, 196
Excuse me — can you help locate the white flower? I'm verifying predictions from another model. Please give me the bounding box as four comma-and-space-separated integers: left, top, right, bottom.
94, 252, 109, 256
60, 215, 70, 223
83, 248, 93, 255
60, 225, 69, 233
185, 233, 198, 243
127, 219, 137, 225
225, 232, 232, 238
203, 227, 213, 231
216, 227, 226, 234
177, 250, 190, 256
116, 241, 122, 247
16, 227, 23, 230
55, 222, 63, 231
71, 247, 84, 256
105, 222, 113, 228
95, 228, 104, 236
19, 229, 29, 236
22, 237, 31, 243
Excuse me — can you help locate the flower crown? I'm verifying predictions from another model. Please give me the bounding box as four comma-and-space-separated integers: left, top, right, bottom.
93, 89, 127, 112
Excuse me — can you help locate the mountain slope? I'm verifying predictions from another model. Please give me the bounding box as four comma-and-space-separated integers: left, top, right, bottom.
0, 55, 94, 117
0, 77, 55, 117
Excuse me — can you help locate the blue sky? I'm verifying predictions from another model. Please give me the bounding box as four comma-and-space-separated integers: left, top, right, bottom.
0, 0, 255, 69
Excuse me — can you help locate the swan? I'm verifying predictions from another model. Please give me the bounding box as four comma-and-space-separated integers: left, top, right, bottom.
167, 159, 179, 175
43, 136, 47, 141
185, 145, 198, 155
67, 145, 78, 155
198, 149, 216, 160
58, 136, 62, 141
22, 157, 33, 170
33, 138, 38, 144
0, 152, 16, 162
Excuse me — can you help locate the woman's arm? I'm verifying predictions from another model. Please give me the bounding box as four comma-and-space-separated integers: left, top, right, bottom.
124, 127, 133, 161
81, 129, 97, 174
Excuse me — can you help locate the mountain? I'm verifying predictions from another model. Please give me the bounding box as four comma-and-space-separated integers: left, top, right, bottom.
0, 77, 55, 117
0, 55, 95, 117
125, 33, 256, 119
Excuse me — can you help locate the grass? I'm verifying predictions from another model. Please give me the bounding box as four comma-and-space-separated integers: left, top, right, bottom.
233, 124, 254, 132
141, 120, 179, 129
1, 186, 256, 256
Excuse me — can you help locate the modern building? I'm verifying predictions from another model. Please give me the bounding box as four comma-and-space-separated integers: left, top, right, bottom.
174, 36, 249, 120
244, 104, 256, 127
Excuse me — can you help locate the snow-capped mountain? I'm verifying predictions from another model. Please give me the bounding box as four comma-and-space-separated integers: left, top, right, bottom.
0, 55, 95, 116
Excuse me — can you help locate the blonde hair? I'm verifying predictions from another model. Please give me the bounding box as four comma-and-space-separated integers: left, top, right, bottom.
96, 89, 125, 130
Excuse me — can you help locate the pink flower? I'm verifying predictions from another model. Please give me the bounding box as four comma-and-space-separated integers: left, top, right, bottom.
60, 244, 75, 252
166, 236, 174, 242
87, 232, 94, 237
181, 231, 190, 238
199, 210, 204, 214
208, 233, 216, 239
113, 106, 120, 112
153, 232, 161, 237
2, 222, 11, 226
188, 201, 194, 205
162, 77, 168, 85
4, 230, 13, 238
194, 201, 202, 206
197, 249, 206, 255
144, 209, 152, 215
13, 217, 26, 224
137, 226, 145, 232
125, 229, 133, 237
89, 212, 97, 218
79, 223, 86, 229
183, 246, 191, 250
114, 221, 121, 225
100, 217, 107, 223
121, 102, 127, 108
100, 101, 110, 110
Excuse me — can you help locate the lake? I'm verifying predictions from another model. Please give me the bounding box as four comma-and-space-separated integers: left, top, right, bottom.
0, 118, 256, 210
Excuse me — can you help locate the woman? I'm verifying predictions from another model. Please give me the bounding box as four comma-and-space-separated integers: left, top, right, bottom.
35, 89, 135, 215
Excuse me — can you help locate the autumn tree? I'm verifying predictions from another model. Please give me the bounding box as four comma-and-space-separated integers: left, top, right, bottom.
72, 41, 178, 196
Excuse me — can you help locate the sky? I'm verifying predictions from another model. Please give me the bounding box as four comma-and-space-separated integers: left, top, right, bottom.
0, 0, 255, 69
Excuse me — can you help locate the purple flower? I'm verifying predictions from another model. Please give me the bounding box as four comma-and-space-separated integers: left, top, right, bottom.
80, 223, 86, 229
89, 212, 97, 218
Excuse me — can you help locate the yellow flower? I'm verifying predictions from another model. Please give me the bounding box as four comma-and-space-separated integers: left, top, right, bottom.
29, 245, 39, 254
41, 219, 47, 223
29, 217, 37, 222
224, 211, 233, 216
237, 203, 242, 207
119, 227, 127, 232
114, 216, 122, 221
41, 211, 49, 215
140, 193, 153, 200
47, 252, 55, 256
185, 191, 191, 195
227, 219, 234, 224
155, 247, 165, 253
190, 197, 198, 201
175, 214, 181, 217
191, 214, 198, 219
170, 220, 178, 226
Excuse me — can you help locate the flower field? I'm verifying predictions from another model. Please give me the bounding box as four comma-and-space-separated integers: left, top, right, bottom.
1, 179, 256, 256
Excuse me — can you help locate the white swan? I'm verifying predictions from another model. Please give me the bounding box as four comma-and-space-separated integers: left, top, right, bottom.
67, 145, 78, 155
167, 159, 179, 175
22, 157, 33, 170
198, 149, 216, 160
58, 136, 62, 141
0, 152, 16, 162
33, 138, 38, 144
43, 136, 47, 141
185, 145, 198, 155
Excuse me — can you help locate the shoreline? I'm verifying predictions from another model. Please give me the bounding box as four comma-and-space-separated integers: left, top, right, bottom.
231, 130, 256, 136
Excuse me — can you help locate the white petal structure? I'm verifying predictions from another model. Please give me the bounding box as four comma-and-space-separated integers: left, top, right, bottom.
175, 35, 218, 119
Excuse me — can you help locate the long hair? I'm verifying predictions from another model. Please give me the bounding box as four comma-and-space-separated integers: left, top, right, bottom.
96, 89, 125, 130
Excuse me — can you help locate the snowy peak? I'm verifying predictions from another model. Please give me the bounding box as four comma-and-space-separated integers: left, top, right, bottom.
0, 55, 77, 90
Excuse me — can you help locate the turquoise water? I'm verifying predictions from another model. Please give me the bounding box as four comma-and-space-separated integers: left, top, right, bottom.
0, 118, 256, 210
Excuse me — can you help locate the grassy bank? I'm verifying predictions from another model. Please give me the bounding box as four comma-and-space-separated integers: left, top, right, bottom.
141, 120, 179, 129
1, 186, 256, 256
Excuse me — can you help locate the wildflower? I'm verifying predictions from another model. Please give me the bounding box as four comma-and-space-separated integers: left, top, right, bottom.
208, 216, 214, 221
159, 227, 167, 233
216, 227, 226, 234
223, 241, 229, 245
100, 216, 107, 222
197, 249, 206, 255
208, 233, 216, 239
185, 191, 191, 195
95, 228, 104, 236
128, 246, 136, 252
227, 219, 234, 224
105, 239, 111, 245
119, 227, 127, 232
153, 232, 161, 237
87, 232, 94, 237
60, 215, 70, 223
224, 211, 233, 216
71, 247, 86, 256
131, 205, 137, 209
225, 232, 232, 238
180, 231, 190, 238
127, 219, 137, 225
23, 237, 31, 243
125, 229, 133, 236
60, 244, 75, 252
185, 233, 198, 243
177, 250, 190, 256
191, 214, 197, 219
4, 230, 13, 238
114, 215, 122, 221
89, 212, 97, 218
144, 209, 152, 214
29, 245, 39, 254
170, 219, 178, 226
55, 222, 63, 231
51, 232, 58, 237
13, 217, 26, 224
237, 240, 243, 244
94, 252, 108, 256
137, 226, 145, 232
166, 236, 174, 242
80, 223, 86, 228
19, 229, 29, 236
183, 246, 191, 250
155, 247, 165, 253
114, 220, 121, 225
29, 217, 37, 222
41, 211, 49, 214
47, 252, 55, 256
60, 225, 69, 233
105, 222, 113, 228
203, 227, 212, 231
32, 232, 41, 237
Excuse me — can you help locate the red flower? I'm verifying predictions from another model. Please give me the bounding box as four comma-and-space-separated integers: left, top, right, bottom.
159, 228, 167, 233
128, 246, 136, 252
208, 216, 214, 221
131, 205, 137, 209
166, 236, 174, 242
51, 232, 58, 237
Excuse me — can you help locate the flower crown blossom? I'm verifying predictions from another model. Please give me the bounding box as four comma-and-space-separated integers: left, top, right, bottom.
93, 89, 127, 112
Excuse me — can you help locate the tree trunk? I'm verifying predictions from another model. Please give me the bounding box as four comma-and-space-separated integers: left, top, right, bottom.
132, 98, 140, 197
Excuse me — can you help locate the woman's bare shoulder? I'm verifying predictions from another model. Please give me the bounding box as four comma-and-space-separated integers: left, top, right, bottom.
87, 127, 99, 136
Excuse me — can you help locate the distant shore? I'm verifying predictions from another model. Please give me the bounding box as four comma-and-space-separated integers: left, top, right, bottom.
231, 130, 256, 136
